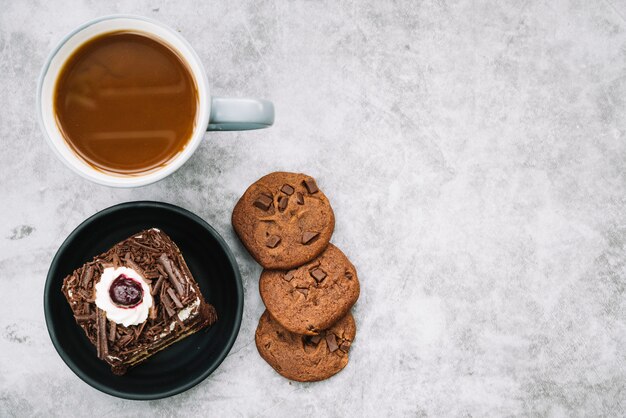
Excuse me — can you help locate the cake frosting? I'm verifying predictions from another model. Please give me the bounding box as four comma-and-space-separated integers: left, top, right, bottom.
95, 266, 153, 326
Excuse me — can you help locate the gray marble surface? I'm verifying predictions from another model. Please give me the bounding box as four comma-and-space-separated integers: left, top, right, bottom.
1, 0, 625, 416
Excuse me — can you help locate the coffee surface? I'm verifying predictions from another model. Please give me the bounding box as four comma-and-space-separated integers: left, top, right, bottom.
54, 31, 197, 175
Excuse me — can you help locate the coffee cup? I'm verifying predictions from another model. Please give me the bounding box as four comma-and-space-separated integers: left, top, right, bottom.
37, 15, 274, 187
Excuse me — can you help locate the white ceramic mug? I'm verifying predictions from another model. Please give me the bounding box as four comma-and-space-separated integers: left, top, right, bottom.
37, 15, 274, 187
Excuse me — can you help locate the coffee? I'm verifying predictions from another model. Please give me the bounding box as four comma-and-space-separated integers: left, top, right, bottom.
54, 31, 198, 175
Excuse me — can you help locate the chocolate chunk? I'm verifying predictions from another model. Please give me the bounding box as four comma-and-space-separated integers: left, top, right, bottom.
280, 184, 294, 195
310, 268, 327, 282
278, 195, 289, 212
284, 270, 295, 282
296, 192, 304, 205
339, 340, 351, 352
266, 235, 281, 248
296, 288, 308, 297
301, 231, 319, 245
304, 334, 322, 345
345, 270, 353, 280
303, 179, 319, 194
253, 194, 273, 211
167, 287, 184, 309
325, 333, 339, 352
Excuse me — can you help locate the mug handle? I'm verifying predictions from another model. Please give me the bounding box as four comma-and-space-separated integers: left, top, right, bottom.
208, 97, 275, 131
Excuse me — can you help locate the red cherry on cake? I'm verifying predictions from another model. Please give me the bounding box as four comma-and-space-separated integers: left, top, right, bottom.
109, 274, 143, 308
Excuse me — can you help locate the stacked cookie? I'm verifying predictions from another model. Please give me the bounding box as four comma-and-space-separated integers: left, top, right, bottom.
232, 172, 360, 382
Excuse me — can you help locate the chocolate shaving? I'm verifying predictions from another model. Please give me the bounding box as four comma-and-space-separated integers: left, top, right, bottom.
81, 266, 94, 288
117, 334, 133, 348
78, 288, 94, 302
326, 333, 339, 352
124, 253, 145, 276
147, 324, 163, 337
143, 270, 160, 279
296, 192, 304, 205
158, 254, 185, 297
82, 302, 90, 314
161, 292, 176, 317
266, 235, 281, 248
111, 253, 121, 268
310, 268, 327, 282
149, 305, 158, 320
135, 321, 147, 339
253, 194, 273, 211
303, 178, 319, 194
108, 320, 117, 342
302, 231, 319, 245
278, 195, 289, 212
118, 346, 139, 356
156, 264, 167, 279
167, 287, 184, 308
280, 184, 294, 195
129, 239, 161, 252
96, 309, 108, 358
171, 257, 186, 293
74, 314, 94, 322
151, 275, 165, 296
67, 274, 77, 286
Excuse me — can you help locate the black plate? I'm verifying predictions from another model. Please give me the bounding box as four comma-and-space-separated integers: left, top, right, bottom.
44, 201, 243, 400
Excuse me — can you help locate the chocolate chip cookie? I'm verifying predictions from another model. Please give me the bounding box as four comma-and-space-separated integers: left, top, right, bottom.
255, 310, 355, 382
232, 172, 335, 269
259, 244, 359, 335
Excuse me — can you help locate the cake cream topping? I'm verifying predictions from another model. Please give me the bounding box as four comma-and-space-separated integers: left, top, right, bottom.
178, 298, 200, 321
159, 298, 201, 337
95, 266, 153, 326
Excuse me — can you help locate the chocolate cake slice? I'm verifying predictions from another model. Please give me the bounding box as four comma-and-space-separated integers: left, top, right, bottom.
61, 228, 217, 375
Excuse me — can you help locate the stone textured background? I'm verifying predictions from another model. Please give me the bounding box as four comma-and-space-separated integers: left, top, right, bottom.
1, 0, 625, 416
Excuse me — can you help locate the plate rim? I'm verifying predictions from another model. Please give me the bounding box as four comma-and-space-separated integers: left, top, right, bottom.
43, 201, 243, 400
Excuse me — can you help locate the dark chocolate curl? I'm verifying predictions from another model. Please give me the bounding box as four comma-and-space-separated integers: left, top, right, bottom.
158, 254, 185, 297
